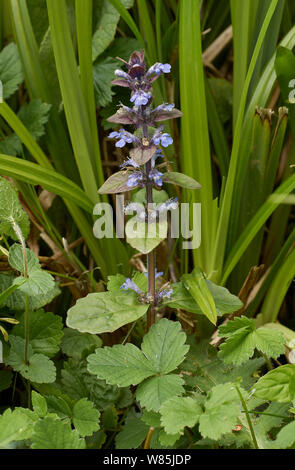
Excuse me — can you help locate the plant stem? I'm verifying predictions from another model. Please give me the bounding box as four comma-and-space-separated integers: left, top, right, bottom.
144, 426, 154, 449
142, 120, 156, 330
235, 385, 259, 449
24, 293, 30, 365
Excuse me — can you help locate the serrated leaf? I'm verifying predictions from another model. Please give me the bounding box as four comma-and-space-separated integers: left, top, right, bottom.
141, 410, 161, 428
98, 170, 134, 194
66, 291, 149, 334
182, 269, 217, 325
181, 339, 264, 394
107, 274, 126, 292
136, 375, 184, 412
87, 343, 155, 387
0, 100, 51, 156
12, 309, 63, 357
60, 357, 123, 411
61, 328, 102, 358
126, 219, 167, 254
198, 383, 241, 440
0, 177, 30, 240
141, 318, 189, 374
32, 417, 85, 449
115, 415, 149, 450
6, 335, 56, 383
72, 398, 100, 437
0, 272, 60, 310
0, 408, 37, 448
8, 244, 56, 299
92, 0, 134, 61
218, 316, 285, 365
32, 391, 48, 418
93, 57, 119, 107
253, 364, 295, 402
160, 396, 202, 435
0, 43, 23, 99
163, 172, 201, 189
18, 99, 51, 140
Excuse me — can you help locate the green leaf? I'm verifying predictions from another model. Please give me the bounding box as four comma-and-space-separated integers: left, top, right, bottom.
0, 177, 30, 240
60, 357, 124, 411
0, 43, 23, 99
61, 328, 102, 358
66, 291, 149, 334
141, 318, 189, 374
198, 383, 241, 440
182, 268, 217, 325
45, 395, 73, 419
32, 391, 48, 418
0, 100, 51, 157
158, 430, 181, 447
141, 410, 161, 428
87, 343, 155, 387
8, 244, 56, 299
136, 375, 185, 412
18, 99, 51, 141
32, 417, 85, 449
218, 316, 285, 365
93, 57, 119, 107
162, 172, 201, 189
272, 421, 295, 449
12, 309, 63, 357
126, 219, 168, 254
181, 340, 264, 394
72, 398, 100, 437
160, 396, 202, 435
98, 170, 134, 194
167, 280, 243, 317
0, 408, 37, 448
0, 370, 13, 392
6, 335, 56, 383
107, 274, 126, 292
253, 364, 295, 402
115, 414, 149, 449
0, 272, 60, 311
92, 0, 134, 61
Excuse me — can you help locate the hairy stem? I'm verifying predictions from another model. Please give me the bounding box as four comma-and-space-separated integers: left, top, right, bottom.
143, 121, 156, 330
235, 385, 259, 449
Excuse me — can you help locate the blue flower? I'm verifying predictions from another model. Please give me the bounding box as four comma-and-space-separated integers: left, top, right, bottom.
154, 103, 175, 112
151, 149, 164, 167
130, 90, 151, 106
126, 172, 144, 188
114, 69, 131, 81
120, 157, 140, 169
149, 169, 164, 186
158, 289, 173, 300
152, 131, 173, 148
109, 129, 135, 148
120, 278, 143, 294
147, 63, 171, 76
